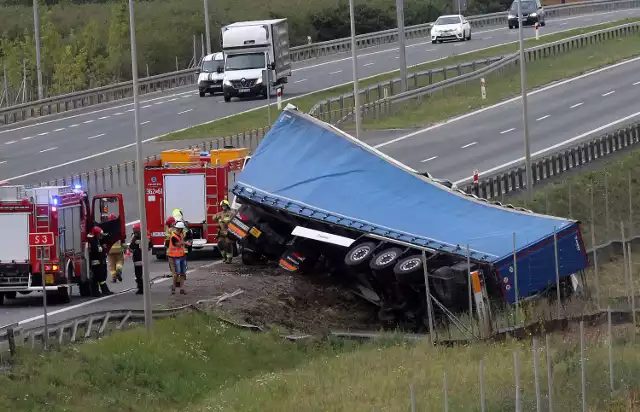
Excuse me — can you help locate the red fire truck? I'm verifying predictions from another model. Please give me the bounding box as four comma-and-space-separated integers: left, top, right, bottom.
144, 150, 249, 259
0, 185, 125, 304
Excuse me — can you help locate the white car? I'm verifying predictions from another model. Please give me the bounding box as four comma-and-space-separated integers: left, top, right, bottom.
431, 15, 472, 43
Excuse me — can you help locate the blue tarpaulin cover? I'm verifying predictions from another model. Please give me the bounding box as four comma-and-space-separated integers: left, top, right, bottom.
232, 108, 588, 302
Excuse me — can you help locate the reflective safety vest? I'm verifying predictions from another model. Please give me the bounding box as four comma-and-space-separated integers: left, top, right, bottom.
109, 240, 123, 254
167, 232, 185, 258
216, 210, 234, 237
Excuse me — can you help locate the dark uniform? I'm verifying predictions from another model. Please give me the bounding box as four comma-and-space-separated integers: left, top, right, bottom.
88, 234, 113, 297
129, 229, 152, 294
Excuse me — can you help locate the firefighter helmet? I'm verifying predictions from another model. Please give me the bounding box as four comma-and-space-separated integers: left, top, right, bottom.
132, 223, 141, 232
107, 213, 117, 220
92, 226, 103, 236
165, 216, 176, 226
175, 221, 186, 229
220, 199, 230, 208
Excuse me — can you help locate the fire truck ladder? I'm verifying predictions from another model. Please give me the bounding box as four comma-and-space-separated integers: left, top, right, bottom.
34, 190, 51, 287
205, 166, 221, 244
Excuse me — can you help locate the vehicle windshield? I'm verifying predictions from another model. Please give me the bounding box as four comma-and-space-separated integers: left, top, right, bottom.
225, 53, 266, 71
201, 59, 223, 73
510, 1, 536, 10
435, 16, 461, 25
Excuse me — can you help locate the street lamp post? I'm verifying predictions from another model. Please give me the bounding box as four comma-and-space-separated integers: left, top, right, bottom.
516, 0, 533, 198
127, 0, 153, 330
348, 0, 361, 138
33, 0, 44, 100
396, 0, 408, 92
204, 0, 212, 55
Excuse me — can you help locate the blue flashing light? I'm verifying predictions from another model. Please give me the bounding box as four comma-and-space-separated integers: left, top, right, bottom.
52, 197, 59, 206
74, 184, 81, 190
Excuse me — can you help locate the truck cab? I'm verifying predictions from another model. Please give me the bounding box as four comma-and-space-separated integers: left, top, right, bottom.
198, 52, 225, 97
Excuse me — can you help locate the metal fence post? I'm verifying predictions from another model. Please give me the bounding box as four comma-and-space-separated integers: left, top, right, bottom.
580, 321, 586, 412
410, 383, 416, 412
628, 242, 636, 332
514, 350, 521, 412
443, 371, 449, 412
533, 338, 542, 412
608, 307, 614, 392
546, 334, 553, 412
479, 359, 486, 412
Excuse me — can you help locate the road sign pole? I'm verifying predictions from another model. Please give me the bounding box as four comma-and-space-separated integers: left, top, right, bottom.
128, 0, 153, 331
203, 0, 212, 55
395, 0, 408, 92
348, 0, 362, 138
40, 246, 49, 351
33, 0, 44, 100
517, 0, 533, 199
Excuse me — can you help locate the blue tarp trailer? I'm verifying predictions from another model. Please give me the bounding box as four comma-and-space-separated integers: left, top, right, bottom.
232, 107, 588, 304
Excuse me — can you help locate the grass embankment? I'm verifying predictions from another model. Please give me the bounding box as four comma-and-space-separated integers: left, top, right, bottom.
363, 21, 640, 129
161, 18, 640, 141
2, 310, 640, 411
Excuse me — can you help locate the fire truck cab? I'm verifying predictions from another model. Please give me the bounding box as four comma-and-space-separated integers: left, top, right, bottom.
0, 185, 125, 304
144, 149, 249, 259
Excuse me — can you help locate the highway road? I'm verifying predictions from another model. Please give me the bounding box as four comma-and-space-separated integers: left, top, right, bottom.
1, 8, 640, 334
372, 55, 640, 184
1, 8, 639, 187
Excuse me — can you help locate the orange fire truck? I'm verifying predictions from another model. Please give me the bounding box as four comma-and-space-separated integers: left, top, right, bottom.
144, 148, 249, 259
0, 185, 125, 304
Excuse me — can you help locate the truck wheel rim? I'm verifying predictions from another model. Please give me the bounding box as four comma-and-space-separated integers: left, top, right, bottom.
400, 258, 420, 271
351, 246, 370, 261
377, 251, 397, 265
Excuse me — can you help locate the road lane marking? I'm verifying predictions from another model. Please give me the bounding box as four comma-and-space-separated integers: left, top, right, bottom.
126, 108, 135, 112
484, 37, 493, 40
461, 142, 477, 148
294, 79, 308, 83
500, 128, 515, 134
421, 156, 438, 163
536, 115, 550, 121
363, 62, 374, 66
330, 70, 343, 75
114, 112, 123, 116
602, 90, 615, 97
87, 133, 105, 140
168, 98, 178, 102
53, 128, 65, 132
98, 116, 110, 120
154, 101, 165, 105
454, 109, 640, 185
38, 132, 49, 135
634, 81, 640, 85
425, 48, 436, 52
69, 124, 79, 127
177, 109, 193, 114
570, 102, 583, 108
141, 121, 151, 125
83, 120, 94, 124
142, 105, 152, 108
21, 136, 34, 140
0, 161, 6, 165
374, 54, 640, 150
5, 140, 16, 145
39, 147, 57, 153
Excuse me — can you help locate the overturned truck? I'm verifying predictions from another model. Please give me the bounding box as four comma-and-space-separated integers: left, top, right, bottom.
227, 106, 588, 331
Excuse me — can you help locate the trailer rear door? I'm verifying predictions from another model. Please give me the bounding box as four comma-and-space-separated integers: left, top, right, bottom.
0, 213, 30, 263
164, 174, 206, 223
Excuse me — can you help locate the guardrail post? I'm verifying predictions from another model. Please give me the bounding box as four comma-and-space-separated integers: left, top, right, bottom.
7, 327, 16, 356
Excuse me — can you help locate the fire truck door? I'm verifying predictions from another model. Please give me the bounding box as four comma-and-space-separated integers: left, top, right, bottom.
91, 194, 126, 251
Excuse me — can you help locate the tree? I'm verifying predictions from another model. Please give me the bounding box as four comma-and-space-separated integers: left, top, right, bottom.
107, 0, 130, 81
52, 43, 87, 94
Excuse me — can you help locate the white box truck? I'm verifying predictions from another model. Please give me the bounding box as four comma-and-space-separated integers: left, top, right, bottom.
221, 19, 291, 102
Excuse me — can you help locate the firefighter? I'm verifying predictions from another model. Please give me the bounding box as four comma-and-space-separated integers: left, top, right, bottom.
168, 221, 188, 295
88, 226, 113, 297
129, 223, 151, 294
164, 216, 178, 292
106, 213, 124, 283
214, 199, 235, 264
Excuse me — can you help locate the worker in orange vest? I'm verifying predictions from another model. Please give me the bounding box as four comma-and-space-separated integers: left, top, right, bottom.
167, 221, 187, 295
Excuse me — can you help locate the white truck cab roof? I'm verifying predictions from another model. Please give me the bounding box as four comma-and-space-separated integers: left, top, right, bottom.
202, 52, 224, 62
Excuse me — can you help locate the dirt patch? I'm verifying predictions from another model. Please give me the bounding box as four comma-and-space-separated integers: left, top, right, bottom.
167, 263, 381, 334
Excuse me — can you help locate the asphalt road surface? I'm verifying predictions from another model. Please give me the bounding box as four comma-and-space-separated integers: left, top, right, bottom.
371, 55, 640, 184
2, 8, 639, 187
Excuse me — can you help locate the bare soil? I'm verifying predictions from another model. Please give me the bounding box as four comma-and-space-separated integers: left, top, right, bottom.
167, 262, 381, 334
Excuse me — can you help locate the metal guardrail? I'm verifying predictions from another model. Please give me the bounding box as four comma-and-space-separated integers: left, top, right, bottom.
311, 20, 640, 123
0, 0, 637, 128
463, 121, 640, 199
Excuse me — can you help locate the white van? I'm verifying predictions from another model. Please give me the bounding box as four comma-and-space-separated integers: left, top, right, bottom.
197, 52, 225, 97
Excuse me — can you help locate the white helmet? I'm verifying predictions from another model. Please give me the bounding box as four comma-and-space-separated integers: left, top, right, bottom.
175, 221, 186, 229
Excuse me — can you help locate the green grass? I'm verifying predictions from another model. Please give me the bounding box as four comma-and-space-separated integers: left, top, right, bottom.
161, 18, 640, 141
0, 313, 362, 412
362, 21, 640, 130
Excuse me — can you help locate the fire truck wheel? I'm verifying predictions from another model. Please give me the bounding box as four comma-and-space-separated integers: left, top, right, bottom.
57, 286, 72, 303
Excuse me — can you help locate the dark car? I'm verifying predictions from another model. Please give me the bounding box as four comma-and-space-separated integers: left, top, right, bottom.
508, 0, 546, 29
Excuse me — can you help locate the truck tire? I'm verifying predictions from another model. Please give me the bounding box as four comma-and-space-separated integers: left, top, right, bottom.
4, 291, 16, 300
79, 281, 92, 297
431, 266, 463, 307
57, 286, 72, 304
224, 93, 231, 102
393, 255, 424, 285
242, 250, 262, 265
199, 91, 206, 97
344, 241, 377, 270
369, 247, 403, 282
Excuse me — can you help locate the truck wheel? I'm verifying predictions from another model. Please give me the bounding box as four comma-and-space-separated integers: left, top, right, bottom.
224, 93, 231, 102
57, 286, 72, 304
369, 247, 403, 282
344, 241, 377, 270
199, 91, 205, 97
4, 291, 16, 300
242, 250, 261, 265
79, 281, 92, 297
393, 255, 424, 285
